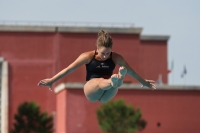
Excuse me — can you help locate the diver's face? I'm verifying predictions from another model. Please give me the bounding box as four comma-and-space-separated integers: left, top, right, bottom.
97, 47, 112, 60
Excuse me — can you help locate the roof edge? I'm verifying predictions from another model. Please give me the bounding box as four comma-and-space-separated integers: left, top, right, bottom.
58, 26, 142, 34
141, 35, 170, 41
0, 25, 56, 32
0, 25, 142, 34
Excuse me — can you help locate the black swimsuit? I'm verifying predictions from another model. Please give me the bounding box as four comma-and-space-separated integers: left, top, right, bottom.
85, 50, 116, 81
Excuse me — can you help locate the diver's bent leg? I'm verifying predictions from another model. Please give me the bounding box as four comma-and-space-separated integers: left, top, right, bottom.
98, 87, 118, 103
98, 74, 119, 90
84, 78, 106, 102
83, 75, 119, 102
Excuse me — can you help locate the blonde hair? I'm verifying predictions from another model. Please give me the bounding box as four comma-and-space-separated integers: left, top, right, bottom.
96, 30, 113, 48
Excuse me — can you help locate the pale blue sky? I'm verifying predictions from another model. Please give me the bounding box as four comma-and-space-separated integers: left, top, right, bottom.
0, 0, 200, 86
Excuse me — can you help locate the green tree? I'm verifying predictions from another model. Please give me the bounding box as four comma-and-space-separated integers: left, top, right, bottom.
11, 101, 53, 133
96, 99, 147, 133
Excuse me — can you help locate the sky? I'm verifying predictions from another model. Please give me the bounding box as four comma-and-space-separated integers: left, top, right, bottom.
0, 0, 200, 86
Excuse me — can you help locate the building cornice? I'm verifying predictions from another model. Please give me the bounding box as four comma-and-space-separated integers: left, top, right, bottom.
57, 26, 142, 34
0, 25, 170, 41
0, 25, 56, 32
0, 25, 142, 34
141, 35, 170, 41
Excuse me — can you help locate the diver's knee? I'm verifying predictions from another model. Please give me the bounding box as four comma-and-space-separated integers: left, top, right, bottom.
98, 98, 108, 103
86, 97, 98, 103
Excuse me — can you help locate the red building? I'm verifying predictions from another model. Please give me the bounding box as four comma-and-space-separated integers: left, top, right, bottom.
0, 25, 200, 133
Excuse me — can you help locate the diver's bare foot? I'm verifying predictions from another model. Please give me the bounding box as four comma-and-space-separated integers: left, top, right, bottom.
110, 74, 119, 88
119, 66, 127, 78
118, 66, 127, 86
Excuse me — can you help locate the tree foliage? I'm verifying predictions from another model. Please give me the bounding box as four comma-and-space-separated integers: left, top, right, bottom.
96, 99, 146, 133
11, 101, 53, 133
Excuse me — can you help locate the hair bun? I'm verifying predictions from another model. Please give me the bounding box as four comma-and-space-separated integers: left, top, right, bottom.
98, 30, 107, 37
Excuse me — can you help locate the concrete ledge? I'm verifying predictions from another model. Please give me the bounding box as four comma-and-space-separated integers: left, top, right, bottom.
141, 35, 170, 41
54, 82, 200, 94
0, 25, 142, 34
54, 82, 84, 93
0, 25, 56, 32
57, 26, 143, 34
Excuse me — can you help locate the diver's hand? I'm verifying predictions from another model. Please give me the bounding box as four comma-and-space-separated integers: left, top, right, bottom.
141, 80, 156, 90
38, 78, 53, 91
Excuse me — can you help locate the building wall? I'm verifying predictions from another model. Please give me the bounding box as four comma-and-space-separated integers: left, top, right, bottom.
0, 27, 168, 131
0, 32, 57, 129
56, 88, 200, 133
140, 40, 168, 83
